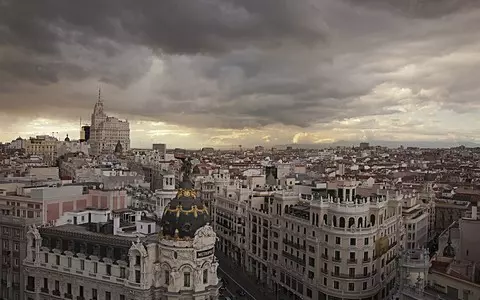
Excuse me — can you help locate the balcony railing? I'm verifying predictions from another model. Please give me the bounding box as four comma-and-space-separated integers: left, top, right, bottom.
321, 254, 328, 260
282, 251, 306, 266
347, 259, 357, 264
362, 258, 371, 263
282, 239, 306, 251
331, 272, 371, 279
332, 257, 341, 262
26, 285, 35, 292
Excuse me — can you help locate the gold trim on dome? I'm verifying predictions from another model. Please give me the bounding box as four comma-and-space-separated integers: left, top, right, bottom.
165, 204, 209, 218
176, 188, 197, 199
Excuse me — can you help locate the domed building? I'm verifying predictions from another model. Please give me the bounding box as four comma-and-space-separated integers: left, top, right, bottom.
155, 157, 220, 298
23, 156, 220, 300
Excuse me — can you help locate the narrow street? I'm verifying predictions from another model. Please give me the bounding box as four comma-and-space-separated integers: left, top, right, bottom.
216, 251, 276, 300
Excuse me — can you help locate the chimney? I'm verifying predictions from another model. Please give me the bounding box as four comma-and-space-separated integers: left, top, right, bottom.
113, 213, 120, 235
472, 202, 478, 220
135, 211, 142, 222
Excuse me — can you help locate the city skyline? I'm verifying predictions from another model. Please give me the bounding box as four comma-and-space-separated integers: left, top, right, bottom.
2, 1, 480, 148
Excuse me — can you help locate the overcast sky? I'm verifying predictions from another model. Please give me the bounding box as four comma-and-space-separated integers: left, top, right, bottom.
1, 0, 480, 148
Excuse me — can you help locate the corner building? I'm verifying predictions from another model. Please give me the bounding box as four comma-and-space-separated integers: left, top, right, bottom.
23, 180, 220, 300
213, 180, 402, 300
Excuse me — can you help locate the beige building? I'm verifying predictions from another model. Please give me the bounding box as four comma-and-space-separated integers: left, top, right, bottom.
213, 180, 403, 300
25, 136, 59, 166
90, 91, 130, 155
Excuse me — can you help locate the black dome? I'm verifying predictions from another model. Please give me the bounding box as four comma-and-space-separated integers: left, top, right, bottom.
443, 230, 455, 258
160, 180, 210, 239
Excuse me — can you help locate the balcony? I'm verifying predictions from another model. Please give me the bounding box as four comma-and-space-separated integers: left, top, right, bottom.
321, 268, 328, 274
41, 287, 49, 294
331, 272, 371, 279
362, 258, 371, 263
64, 293, 73, 299
347, 259, 357, 264
53, 290, 61, 296
77, 296, 86, 300
26, 285, 35, 292
282, 251, 306, 266
332, 257, 341, 262
321, 254, 328, 260
283, 239, 306, 251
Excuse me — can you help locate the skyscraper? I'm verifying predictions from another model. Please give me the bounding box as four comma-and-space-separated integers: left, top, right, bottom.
89, 89, 130, 155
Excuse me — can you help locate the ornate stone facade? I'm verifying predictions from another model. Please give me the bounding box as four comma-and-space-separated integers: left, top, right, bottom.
23, 223, 220, 300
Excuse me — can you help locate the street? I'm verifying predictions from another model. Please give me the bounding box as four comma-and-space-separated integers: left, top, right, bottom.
216, 251, 276, 300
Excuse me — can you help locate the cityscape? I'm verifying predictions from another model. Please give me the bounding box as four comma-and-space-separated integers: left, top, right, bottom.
2, 1, 480, 300
0, 94, 479, 300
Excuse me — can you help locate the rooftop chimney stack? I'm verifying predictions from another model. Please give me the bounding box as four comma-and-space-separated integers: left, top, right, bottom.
113, 213, 120, 235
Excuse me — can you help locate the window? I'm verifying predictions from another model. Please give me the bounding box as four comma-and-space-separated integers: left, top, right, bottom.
184, 272, 191, 287
334, 251, 340, 260
67, 257, 72, 268
43, 278, 48, 289
79, 286, 84, 297
106, 264, 111, 275
105, 291, 111, 300
308, 257, 315, 267
67, 283, 72, 294
55, 255, 60, 265
334, 281, 339, 289
80, 260, 85, 270
44, 253, 48, 263
308, 245, 315, 252
323, 277, 327, 286
120, 295, 125, 300
14, 243, 19, 251
335, 237, 340, 245
348, 283, 354, 291
307, 288, 312, 298
203, 269, 208, 284
364, 237, 369, 245
324, 234, 328, 242
334, 266, 339, 275
92, 289, 98, 300
135, 270, 141, 283
350, 238, 356, 246
120, 267, 126, 278
93, 262, 98, 273
54, 280, 59, 291
165, 270, 170, 285
363, 282, 367, 290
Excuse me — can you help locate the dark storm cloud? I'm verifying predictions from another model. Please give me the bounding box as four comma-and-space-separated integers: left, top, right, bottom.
1, 0, 480, 131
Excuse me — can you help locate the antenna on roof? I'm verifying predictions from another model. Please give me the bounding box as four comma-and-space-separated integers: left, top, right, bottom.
98, 86, 102, 102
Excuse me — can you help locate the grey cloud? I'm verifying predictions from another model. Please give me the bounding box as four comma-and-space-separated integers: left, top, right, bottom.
1, 0, 480, 132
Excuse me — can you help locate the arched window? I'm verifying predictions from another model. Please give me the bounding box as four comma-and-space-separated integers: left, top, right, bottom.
339, 217, 346, 228
316, 214, 319, 227
333, 216, 337, 227
348, 217, 355, 228
358, 217, 363, 228
323, 214, 328, 225
370, 214, 376, 226
284, 206, 289, 214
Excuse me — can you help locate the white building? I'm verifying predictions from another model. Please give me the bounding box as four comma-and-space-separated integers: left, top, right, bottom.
213, 179, 403, 300
90, 90, 130, 155
23, 186, 220, 300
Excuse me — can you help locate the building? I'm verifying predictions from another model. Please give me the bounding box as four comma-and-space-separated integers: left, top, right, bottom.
23, 163, 220, 300
213, 179, 403, 300
153, 144, 167, 157
90, 90, 130, 155
25, 135, 59, 166
80, 125, 90, 143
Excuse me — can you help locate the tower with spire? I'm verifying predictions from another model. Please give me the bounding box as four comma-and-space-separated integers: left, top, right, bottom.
89, 88, 130, 155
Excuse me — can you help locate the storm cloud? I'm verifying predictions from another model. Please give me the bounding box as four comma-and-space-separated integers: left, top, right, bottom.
1, 0, 480, 143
